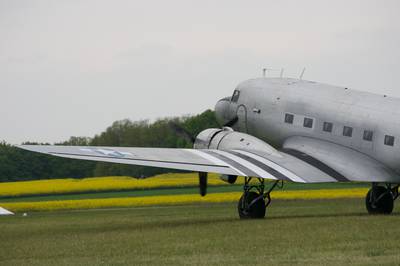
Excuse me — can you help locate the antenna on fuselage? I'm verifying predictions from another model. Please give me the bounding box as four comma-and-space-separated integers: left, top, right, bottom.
299, 67, 306, 80
262, 67, 284, 78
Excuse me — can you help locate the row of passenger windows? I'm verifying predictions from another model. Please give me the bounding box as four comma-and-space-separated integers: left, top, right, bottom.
284, 113, 395, 146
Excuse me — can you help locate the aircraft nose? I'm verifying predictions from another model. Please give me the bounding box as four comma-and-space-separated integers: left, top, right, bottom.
215, 97, 231, 126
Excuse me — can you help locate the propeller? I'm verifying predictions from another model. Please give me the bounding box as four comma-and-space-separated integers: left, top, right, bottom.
168, 115, 238, 197
169, 121, 195, 144
199, 172, 207, 196
169, 122, 209, 196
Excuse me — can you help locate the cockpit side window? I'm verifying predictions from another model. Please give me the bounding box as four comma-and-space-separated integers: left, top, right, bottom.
231, 90, 240, 103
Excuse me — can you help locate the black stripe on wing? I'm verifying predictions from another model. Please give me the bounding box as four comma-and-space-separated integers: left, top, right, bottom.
229, 151, 292, 181
203, 150, 259, 177
280, 148, 349, 182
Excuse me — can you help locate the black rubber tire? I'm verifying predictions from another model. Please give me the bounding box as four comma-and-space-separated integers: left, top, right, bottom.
237, 191, 266, 219
365, 186, 394, 214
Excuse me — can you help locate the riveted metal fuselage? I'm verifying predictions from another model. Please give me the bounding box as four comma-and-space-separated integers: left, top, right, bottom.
215, 78, 400, 174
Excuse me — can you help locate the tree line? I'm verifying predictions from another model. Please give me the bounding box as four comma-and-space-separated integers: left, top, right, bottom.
0, 110, 219, 182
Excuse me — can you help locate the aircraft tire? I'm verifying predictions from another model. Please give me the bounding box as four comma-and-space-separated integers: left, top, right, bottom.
366, 186, 394, 214
238, 191, 266, 219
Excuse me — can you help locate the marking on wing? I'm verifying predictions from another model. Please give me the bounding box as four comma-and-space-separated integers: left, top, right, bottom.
281, 148, 349, 182
203, 150, 252, 177
186, 150, 246, 176
231, 150, 292, 181
79, 148, 133, 158
233, 150, 306, 183
210, 150, 277, 180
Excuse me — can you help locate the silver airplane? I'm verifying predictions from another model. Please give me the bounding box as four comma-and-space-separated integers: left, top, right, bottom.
19, 77, 400, 218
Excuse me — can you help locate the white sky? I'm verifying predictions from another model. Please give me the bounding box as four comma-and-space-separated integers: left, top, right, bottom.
1, 0, 399, 144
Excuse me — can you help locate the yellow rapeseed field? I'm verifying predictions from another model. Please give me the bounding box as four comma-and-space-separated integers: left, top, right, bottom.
0, 173, 238, 197
1, 188, 368, 212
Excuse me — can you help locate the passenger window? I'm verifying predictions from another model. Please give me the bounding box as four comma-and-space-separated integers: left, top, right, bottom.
284, 113, 294, 124
323, 122, 333, 132
363, 130, 373, 141
384, 135, 395, 146
303, 117, 313, 128
231, 90, 240, 103
343, 126, 353, 137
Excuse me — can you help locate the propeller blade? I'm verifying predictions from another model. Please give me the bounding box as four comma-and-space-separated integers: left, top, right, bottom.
224, 116, 238, 127
169, 122, 195, 144
199, 172, 207, 196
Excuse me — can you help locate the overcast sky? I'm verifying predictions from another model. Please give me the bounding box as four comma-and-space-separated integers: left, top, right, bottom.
1, 0, 399, 144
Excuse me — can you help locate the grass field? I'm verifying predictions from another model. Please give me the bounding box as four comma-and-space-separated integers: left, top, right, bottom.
1, 175, 399, 265
1, 199, 400, 265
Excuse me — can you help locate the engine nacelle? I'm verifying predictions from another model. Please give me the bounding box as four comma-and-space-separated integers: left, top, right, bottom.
194, 127, 279, 156
193, 128, 223, 149
219, 174, 238, 184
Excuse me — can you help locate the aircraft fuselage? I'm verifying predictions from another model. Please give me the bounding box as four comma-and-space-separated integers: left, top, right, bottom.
215, 78, 400, 174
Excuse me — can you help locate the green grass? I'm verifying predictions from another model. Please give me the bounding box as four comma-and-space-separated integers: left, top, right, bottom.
1, 198, 400, 265
0, 182, 369, 203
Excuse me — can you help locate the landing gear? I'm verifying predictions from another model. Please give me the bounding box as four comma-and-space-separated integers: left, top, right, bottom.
365, 183, 399, 214
238, 177, 280, 219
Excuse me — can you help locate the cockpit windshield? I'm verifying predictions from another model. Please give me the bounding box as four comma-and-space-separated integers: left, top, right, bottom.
231, 90, 240, 103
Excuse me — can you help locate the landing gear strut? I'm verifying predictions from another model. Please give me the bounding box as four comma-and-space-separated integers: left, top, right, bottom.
238, 177, 280, 219
366, 183, 399, 214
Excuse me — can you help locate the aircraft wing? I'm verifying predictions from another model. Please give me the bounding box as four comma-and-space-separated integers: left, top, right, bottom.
18, 143, 358, 183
